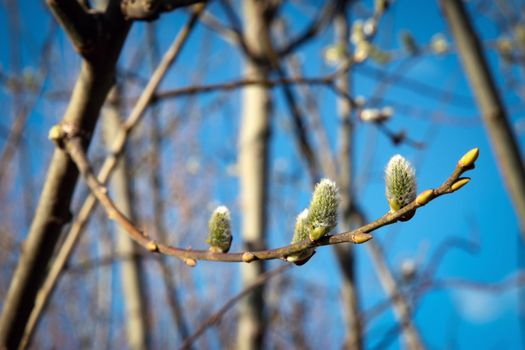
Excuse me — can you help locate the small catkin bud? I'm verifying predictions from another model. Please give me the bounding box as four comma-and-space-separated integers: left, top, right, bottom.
416, 189, 434, 206
385, 155, 417, 213
451, 177, 471, 191
242, 252, 255, 263
353, 233, 373, 244
146, 240, 159, 253
354, 41, 371, 62
324, 44, 346, 66
458, 148, 479, 168
206, 206, 232, 253
307, 179, 340, 241
184, 258, 197, 267
48, 125, 63, 141
286, 209, 314, 264
430, 33, 449, 55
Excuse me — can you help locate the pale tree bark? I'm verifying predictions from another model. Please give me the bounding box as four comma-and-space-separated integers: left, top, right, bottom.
333, 4, 363, 349
441, 0, 525, 237
102, 87, 149, 350
0, 2, 130, 348
441, 1, 525, 347
237, 1, 272, 348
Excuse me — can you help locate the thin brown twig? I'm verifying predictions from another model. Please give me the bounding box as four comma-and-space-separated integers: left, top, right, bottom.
63, 130, 477, 263
277, 2, 339, 57
154, 75, 423, 148
153, 75, 335, 100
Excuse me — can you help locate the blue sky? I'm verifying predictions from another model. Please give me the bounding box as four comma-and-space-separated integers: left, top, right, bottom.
1, 0, 525, 349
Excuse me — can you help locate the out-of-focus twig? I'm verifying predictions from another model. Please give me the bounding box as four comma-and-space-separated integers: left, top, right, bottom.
179, 265, 291, 350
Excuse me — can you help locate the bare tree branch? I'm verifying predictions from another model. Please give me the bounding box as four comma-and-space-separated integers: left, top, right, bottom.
180, 265, 291, 349
61, 129, 477, 263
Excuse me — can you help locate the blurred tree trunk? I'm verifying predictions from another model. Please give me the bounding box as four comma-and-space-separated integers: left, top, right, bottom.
441, 0, 525, 236
0, 3, 130, 348
102, 87, 149, 350
442, 2, 525, 348
333, 4, 363, 349
237, 0, 271, 348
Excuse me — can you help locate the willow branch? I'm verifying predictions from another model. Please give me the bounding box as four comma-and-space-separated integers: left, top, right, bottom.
62, 132, 477, 263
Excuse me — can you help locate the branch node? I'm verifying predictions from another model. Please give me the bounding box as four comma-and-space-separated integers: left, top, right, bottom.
48, 124, 66, 148
146, 240, 159, 253
352, 233, 373, 244
450, 177, 471, 192
416, 189, 435, 206
107, 210, 117, 220
184, 257, 197, 267
242, 252, 256, 263
458, 147, 480, 168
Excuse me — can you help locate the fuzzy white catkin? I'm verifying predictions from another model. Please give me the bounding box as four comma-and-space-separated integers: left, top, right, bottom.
291, 209, 309, 244
385, 155, 417, 212
287, 209, 314, 263
307, 179, 339, 241
206, 206, 232, 253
